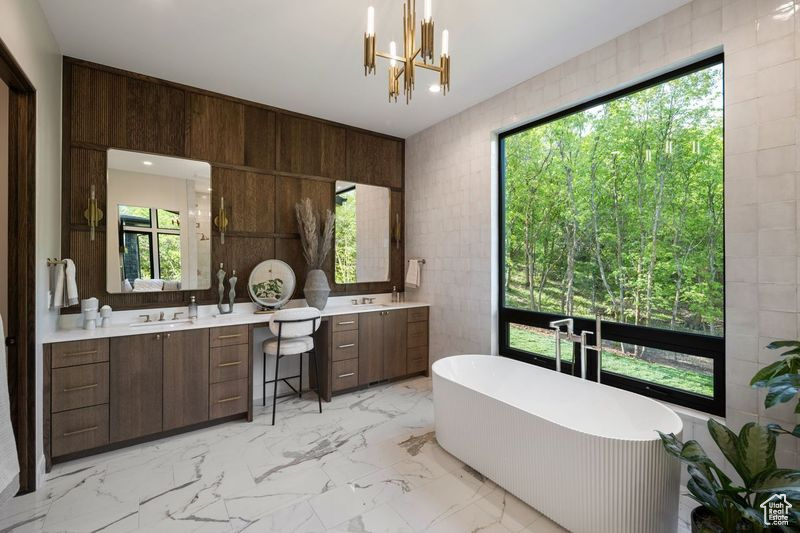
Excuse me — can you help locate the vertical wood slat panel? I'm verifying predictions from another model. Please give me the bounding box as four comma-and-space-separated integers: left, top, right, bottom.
244, 106, 276, 170
71, 65, 126, 147
347, 129, 404, 189
212, 167, 276, 234
188, 93, 245, 165
126, 78, 186, 156
276, 114, 346, 179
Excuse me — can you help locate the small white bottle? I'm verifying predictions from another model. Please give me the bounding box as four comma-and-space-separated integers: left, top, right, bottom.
392, 286, 398, 303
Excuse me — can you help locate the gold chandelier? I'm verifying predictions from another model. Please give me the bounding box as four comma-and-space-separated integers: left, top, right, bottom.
363, 0, 451, 104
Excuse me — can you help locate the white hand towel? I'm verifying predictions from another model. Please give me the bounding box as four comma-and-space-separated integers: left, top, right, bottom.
0, 317, 20, 505
52, 262, 66, 308
64, 259, 79, 306
52, 259, 79, 308
405, 259, 421, 289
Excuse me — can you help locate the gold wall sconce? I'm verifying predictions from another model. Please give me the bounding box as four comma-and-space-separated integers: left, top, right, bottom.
214, 196, 229, 244
83, 184, 104, 241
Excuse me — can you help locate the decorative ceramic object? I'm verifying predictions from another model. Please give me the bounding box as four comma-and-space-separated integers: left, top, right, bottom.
81, 298, 99, 330
216, 263, 234, 315
295, 198, 335, 310
304, 269, 330, 310
248, 259, 296, 311
100, 305, 112, 328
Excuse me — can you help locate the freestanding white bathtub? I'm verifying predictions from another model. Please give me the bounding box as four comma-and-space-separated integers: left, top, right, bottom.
432, 354, 683, 533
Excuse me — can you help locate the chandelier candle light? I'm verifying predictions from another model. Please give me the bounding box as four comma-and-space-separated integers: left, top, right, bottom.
364, 0, 451, 103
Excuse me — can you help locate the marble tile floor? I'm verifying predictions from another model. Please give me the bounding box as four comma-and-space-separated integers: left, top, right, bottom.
0, 376, 689, 533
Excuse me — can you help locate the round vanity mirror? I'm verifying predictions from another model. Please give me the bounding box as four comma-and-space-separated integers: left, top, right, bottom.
248, 259, 296, 311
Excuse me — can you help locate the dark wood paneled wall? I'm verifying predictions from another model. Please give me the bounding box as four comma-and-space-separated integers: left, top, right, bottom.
62, 57, 405, 311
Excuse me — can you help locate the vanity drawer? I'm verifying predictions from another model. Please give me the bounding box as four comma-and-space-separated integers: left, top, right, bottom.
407, 307, 429, 323
51, 339, 109, 369
209, 378, 248, 419
407, 347, 428, 374
332, 359, 358, 392
52, 363, 109, 413
51, 404, 109, 457
332, 314, 359, 333
332, 331, 358, 362
210, 325, 249, 348
210, 344, 249, 384
407, 321, 428, 349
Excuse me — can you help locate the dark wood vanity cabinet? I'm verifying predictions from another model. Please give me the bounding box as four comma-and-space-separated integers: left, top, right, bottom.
109, 334, 164, 442
383, 310, 409, 380
163, 330, 210, 430
45, 326, 250, 468
320, 306, 429, 400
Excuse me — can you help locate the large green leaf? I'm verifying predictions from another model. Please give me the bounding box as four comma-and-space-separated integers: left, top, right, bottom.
751, 360, 791, 387
737, 423, 777, 484
767, 340, 800, 350
658, 431, 683, 459
753, 469, 800, 498
764, 374, 800, 408
707, 419, 740, 468
687, 465, 723, 516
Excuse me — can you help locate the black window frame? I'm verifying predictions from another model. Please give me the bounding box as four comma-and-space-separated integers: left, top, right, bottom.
497, 54, 725, 416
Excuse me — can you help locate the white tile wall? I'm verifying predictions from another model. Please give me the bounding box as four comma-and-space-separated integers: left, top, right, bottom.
405, 0, 800, 467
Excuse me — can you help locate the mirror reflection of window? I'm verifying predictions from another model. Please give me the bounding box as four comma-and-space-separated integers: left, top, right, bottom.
334, 181, 390, 284
118, 205, 182, 286
335, 185, 357, 283
106, 149, 211, 293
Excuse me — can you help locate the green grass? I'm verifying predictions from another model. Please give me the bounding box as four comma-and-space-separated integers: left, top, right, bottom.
509, 325, 713, 397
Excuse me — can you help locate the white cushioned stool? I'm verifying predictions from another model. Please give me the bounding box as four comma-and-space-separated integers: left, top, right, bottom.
262, 307, 322, 425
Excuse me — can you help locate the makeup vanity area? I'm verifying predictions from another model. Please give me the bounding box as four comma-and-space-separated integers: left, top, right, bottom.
43, 58, 425, 469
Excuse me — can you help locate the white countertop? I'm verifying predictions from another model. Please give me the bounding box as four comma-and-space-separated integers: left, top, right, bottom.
45, 299, 429, 344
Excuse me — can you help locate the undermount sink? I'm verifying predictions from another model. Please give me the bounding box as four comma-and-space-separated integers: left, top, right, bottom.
345, 303, 390, 311
129, 318, 194, 328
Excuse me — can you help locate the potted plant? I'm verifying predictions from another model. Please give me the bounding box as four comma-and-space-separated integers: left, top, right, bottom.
658, 340, 800, 532
295, 198, 335, 310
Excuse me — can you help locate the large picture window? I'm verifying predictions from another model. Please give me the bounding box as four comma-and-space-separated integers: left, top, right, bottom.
498, 56, 724, 415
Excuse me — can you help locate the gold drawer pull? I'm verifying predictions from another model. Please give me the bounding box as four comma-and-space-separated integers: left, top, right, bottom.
218, 334, 242, 340
217, 395, 241, 403
63, 350, 98, 358
63, 425, 98, 437
337, 321, 355, 325
63, 383, 98, 393
337, 343, 356, 349
218, 361, 241, 367
337, 372, 355, 378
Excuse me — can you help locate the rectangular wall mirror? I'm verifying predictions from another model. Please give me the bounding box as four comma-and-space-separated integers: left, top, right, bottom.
334, 181, 391, 284
106, 149, 212, 293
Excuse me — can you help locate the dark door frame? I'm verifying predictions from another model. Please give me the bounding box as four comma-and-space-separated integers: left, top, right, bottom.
0, 36, 38, 494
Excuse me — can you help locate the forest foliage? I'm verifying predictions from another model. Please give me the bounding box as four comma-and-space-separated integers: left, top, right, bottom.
503, 64, 724, 338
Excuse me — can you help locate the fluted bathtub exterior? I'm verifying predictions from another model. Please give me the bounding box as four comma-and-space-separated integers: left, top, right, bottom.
432, 355, 683, 533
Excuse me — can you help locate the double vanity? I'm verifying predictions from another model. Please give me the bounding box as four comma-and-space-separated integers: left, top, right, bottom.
42, 300, 429, 469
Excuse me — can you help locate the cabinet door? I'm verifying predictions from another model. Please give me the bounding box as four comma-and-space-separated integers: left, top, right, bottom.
383, 310, 408, 379
358, 312, 384, 385
110, 334, 163, 442
163, 330, 210, 430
